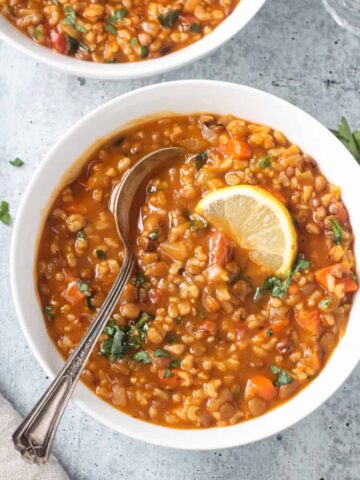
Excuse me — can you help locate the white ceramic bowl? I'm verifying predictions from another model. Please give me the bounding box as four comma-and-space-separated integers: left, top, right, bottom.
11, 80, 360, 449
0, 0, 265, 80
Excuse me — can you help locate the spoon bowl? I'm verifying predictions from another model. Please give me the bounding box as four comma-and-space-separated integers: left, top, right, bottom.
12, 146, 184, 465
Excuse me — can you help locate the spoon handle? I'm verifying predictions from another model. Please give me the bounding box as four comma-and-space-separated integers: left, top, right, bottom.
12, 254, 134, 465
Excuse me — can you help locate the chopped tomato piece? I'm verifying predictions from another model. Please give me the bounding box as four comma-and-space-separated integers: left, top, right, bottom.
270, 318, 289, 335
245, 375, 277, 401
158, 368, 182, 387
208, 231, 231, 266
295, 310, 323, 336
61, 280, 85, 305
315, 264, 358, 293
49, 30, 68, 55
200, 320, 217, 335
336, 203, 348, 223
217, 139, 252, 159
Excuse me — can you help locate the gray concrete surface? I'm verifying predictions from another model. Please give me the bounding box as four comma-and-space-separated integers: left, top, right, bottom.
1, 0, 360, 478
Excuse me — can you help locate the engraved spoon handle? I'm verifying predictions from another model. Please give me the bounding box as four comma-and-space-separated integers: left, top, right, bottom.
12, 252, 134, 465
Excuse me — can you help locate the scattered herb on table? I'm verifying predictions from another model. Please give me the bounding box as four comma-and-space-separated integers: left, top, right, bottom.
9, 157, 24, 167
330, 218, 343, 244
0, 201, 11, 225
330, 117, 360, 165
271, 365, 294, 386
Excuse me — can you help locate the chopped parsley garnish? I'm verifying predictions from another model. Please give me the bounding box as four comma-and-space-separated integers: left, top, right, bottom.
44, 305, 55, 319
330, 117, 360, 165
158, 9, 181, 28
189, 23, 201, 33
33, 27, 42, 40
10, 157, 24, 167
99, 313, 154, 362
134, 350, 151, 364
77, 280, 90, 294
194, 151, 208, 170
254, 254, 311, 301
105, 24, 117, 35
132, 271, 149, 289
96, 249, 106, 259
169, 359, 181, 369
265, 328, 273, 338
63, 6, 88, 33
258, 155, 272, 169
330, 218, 343, 244
130, 36, 137, 47
153, 348, 170, 358
140, 45, 149, 58
271, 365, 294, 386
108, 8, 127, 23
113, 136, 124, 146
0, 201, 11, 225
163, 368, 172, 378
148, 230, 159, 241
319, 298, 332, 309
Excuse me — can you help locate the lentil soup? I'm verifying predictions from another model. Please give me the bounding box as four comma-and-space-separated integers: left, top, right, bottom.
37, 114, 357, 428
1, 0, 238, 63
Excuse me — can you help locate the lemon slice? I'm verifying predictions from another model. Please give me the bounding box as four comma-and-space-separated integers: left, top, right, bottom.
195, 185, 297, 274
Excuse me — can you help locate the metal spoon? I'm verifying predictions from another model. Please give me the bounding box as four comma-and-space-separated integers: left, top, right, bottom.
12, 146, 185, 465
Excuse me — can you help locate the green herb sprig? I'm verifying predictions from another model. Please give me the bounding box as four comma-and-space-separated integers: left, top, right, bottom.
330, 117, 360, 165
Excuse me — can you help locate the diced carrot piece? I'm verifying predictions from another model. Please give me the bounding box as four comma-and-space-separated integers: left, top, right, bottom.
270, 318, 289, 335
295, 310, 323, 336
61, 281, 86, 305
208, 231, 231, 266
245, 375, 277, 401
200, 320, 217, 335
217, 139, 252, 159
158, 369, 182, 387
288, 283, 300, 295
315, 264, 358, 293
314, 266, 333, 289
259, 185, 286, 204
342, 276, 358, 293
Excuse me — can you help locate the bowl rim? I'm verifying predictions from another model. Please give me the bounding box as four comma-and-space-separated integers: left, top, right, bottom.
0, 0, 266, 80
10, 80, 360, 450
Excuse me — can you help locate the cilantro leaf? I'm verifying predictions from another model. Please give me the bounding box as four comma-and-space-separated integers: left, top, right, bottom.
134, 350, 151, 364
330, 117, 360, 165
158, 9, 181, 28
271, 365, 294, 386
330, 218, 343, 244
0, 201, 11, 225
194, 151, 208, 170
258, 155, 272, 169
153, 348, 170, 358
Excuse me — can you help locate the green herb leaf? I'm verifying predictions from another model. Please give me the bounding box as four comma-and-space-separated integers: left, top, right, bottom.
140, 45, 149, 58
132, 271, 149, 289
96, 249, 106, 259
85, 295, 95, 310
10, 157, 24, 167
45, 305, 55, 319
153, 348, 170, 358
66, 34, 79, 54
258, 155, 272, 169
271, 365, 294, 386
194, 151, 208, 170
319, 298, 332, 309
166, 333, 180, 344
189, 23, 201, 33
169, 359, 181, 369
33, 27, 42, 40
76, 24, 88, 33
77, 230, 86, 240
63, 6, 88, 32
0, 201, 11, 225
134, 350, 151, 364
105, 24, 118, 35
77, 280, 91, 295
148, 230, 159, 241
330, 117, 360, 165
163, 368, 172, 378
265, 328, 273, 338
330, 218, 343, 244
108, 8, 127, 23
130, 36, 137, 47
113, 136, 124, 146
293, 254, 311, 273
158, 9, 181, 28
